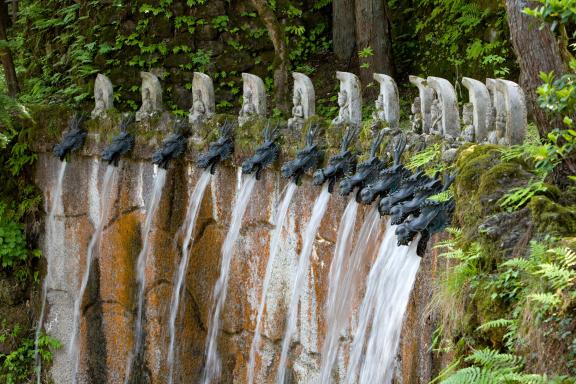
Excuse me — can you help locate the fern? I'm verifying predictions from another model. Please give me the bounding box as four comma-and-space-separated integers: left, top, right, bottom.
406, 144, 442, 172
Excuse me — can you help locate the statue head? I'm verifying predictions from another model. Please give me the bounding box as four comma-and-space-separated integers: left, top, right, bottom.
462, 103, 473, 125
96, 88, 104, 101
293, 90, 302, 106
143, 87, 151, 101
244, 89, 253, 104
375, 94, 384, 110
337, 90, 348, 107
194, 89, 202, 102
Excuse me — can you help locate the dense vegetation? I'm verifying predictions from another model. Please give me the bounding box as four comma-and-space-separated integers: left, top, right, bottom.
0, 0, 574, 382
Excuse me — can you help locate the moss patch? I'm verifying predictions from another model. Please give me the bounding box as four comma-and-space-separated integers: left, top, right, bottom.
529, 196, 576, 237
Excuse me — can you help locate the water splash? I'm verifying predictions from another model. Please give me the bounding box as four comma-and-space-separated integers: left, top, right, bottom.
345, 221, 420, 384
247, 181, 298, 384
124, 167, 167, 384
69, 164, 117, 384
167, 170, 212, 384
320, 205, 381, 384
202, 173, 257, 384
35, 161, 67, 384
276, 184, 331, 384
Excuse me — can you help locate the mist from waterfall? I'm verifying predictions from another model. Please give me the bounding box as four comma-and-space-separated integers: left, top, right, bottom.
320, 205, 382, 383
69, 164, 117, 384
247, 181, 298, 384
167, 170, 212, 384
345, 221, 420, 384
202, 173, 257, 384
276, 184, 331, 384
35, 161, 67, 384
124, 167, 167, 384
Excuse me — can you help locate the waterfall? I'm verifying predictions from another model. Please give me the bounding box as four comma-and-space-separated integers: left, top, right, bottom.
69, 164, 117, 384
124, 167, 167, 384
345, 221, 420, 384
202, 173, 257, 384
276, 184, 331, 384
320, 204, 382, 383
167, 170, 212, 384
247, 181, 298, 384
35, 161, 67, 384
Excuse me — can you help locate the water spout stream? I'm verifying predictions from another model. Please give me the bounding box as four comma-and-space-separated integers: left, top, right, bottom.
202, 173, 257, 384
167, 170, 212, 384
247, 181, 298, 384
124, 167, 167, 384
35, 161, 67, 384
276, 184, 331, 384
70, 164, 117, 384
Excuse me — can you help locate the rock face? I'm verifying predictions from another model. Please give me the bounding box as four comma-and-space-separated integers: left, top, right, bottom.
34, 138, 442, 383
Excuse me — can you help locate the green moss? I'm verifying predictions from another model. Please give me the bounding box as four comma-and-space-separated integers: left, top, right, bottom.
529, 196, 576, 236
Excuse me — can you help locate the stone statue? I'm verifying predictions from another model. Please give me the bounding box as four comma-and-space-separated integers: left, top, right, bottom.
136, 72, 163, 122
462, 77, 491, 142
332, 89, 351, 126
495, 112, 509, 145
189, 72, 215, 125
427, 76, 461, 138
430, 97, 442, 135
409, 75, 434, 133
461, 103, 475, 142
91, 74, 114, 119
410, 97, 423, 134
239, 73, 267, 126
189, 89, 207, 125
372, 94, 386, 122
495, 79, 527, 145
373, 73, 400, 129
238, 89, 257, 126
287, 90, 305, 132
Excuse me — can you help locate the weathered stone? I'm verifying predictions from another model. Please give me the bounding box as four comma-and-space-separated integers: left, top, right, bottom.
495, 79, 528, 145
239, 73, 267, 127
136, 72, 163, 122
189, 72, 215, 126
462, 77, 491, 142
332, 71, 362, 128
91, 74, 114, 119
485, 78, 506, 133
287, 72, 315, 134
427, 76, 461, 138
373, 73, 400, 129
409, 75, 434, 133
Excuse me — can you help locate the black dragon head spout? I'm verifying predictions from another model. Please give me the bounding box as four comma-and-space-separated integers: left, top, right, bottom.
359, 135, 407, 204
152, 119, 189, 169
53, 113, 88, 161
339, 129, 387, 199
241, 123, 281, 180
281, 124, 324, 184
197, 120, 235, 174
102, 114, 136, 167
312, 125, 358, 193
378, 170, 430, 216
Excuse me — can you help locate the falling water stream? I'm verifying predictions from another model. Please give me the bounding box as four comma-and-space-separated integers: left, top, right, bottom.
35, 161, 67, 384
167, 170, 212, 384
276, 184, 331, 384
202, 173, 257, 384
124, 167, 167, 384
247, 181, 298, 384
344, 221, 420, 384
69, 164, 117, 384
320, 204, 383, 383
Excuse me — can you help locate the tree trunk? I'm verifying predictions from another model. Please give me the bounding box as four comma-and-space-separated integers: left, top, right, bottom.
250, 0, 290, 113
505, 0, 568, 137
0, 1, 19, 97
333, 0, 356, 64
354, 0, 394, 87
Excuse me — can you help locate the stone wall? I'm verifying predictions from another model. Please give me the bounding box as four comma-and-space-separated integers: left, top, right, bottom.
34, 130, 442, 384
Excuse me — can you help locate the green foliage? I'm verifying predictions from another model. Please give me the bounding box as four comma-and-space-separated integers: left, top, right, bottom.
406, 143, 445, 176
498, 179, 549, 211
0, 323, 61, 384
524, 0, 576, 33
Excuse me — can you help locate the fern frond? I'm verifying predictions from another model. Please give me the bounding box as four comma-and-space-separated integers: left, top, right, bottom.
535, 263, 576, 290
477, 318, 515, 332
440, 367, 494, 384
466, 348, 522, 370
501, 258, 534, 272
528, 292, 562, 308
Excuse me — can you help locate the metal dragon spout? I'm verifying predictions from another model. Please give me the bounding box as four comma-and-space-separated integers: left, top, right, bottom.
281, 124, 324, 184
152, 120, 188, 169
312, 126, 358, 193
102, 114, 135, 166
241, 123, 281, 180
53, 113, 88, 161
389, 173, 444, 225
395, 194, 455, 256
359, 135, 408, 205
378, 170, 430, 216
339, 129, 387, 201
197, 120, 235, 174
